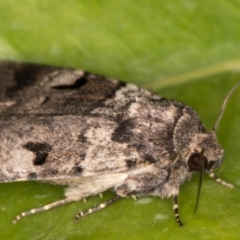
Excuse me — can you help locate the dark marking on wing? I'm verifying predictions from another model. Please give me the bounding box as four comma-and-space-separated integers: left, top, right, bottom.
79, 153, 86, 160
73, 166, 83, 173
111, 119, 135, 143
0, 62, 60, 99
78, 133, 88, 143
9, 64, 47, 92
126, 159, 137, 168
143, 154, 156, 163
28, 172, 38, 179
23, 142, 52, 165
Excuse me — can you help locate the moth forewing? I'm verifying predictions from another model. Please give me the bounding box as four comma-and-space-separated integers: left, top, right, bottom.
0, 61, 238, 227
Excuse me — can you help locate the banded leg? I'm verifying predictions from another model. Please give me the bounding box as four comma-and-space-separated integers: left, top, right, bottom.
75, 195, 121, 221
208, 172, 233, 188
173, 195, 183, 227
12, 197, 76, 224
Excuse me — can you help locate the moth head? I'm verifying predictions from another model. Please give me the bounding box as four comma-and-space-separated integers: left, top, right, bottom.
188, 81, 240, 173
188, 131, 224, 172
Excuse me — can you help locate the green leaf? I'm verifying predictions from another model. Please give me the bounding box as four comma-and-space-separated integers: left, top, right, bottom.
1, 1, 240, 239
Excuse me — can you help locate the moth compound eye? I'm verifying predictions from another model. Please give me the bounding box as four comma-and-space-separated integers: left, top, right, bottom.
188, 153, 208, 171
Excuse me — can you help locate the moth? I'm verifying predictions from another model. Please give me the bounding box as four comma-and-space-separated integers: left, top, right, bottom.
0, 62, 238, 227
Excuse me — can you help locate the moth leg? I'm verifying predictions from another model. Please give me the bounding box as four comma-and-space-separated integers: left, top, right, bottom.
173, 195, 183, 227
75, 195, 121, 221
132, 195, 137, 200
208, 172, 233, 188
12, 197, 76, 224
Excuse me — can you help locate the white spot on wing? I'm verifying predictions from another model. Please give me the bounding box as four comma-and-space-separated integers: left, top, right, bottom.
42, 70, 84, 88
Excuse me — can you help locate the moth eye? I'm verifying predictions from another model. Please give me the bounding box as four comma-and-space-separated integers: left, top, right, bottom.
188, 153, 208, 171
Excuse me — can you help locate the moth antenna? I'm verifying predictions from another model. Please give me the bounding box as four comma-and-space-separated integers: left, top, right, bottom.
213, 81, 240, 132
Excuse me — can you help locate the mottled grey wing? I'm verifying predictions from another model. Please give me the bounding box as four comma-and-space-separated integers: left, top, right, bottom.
0, 62, 131, 182
0, 62, 193, 186
0, 61, 126, 115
